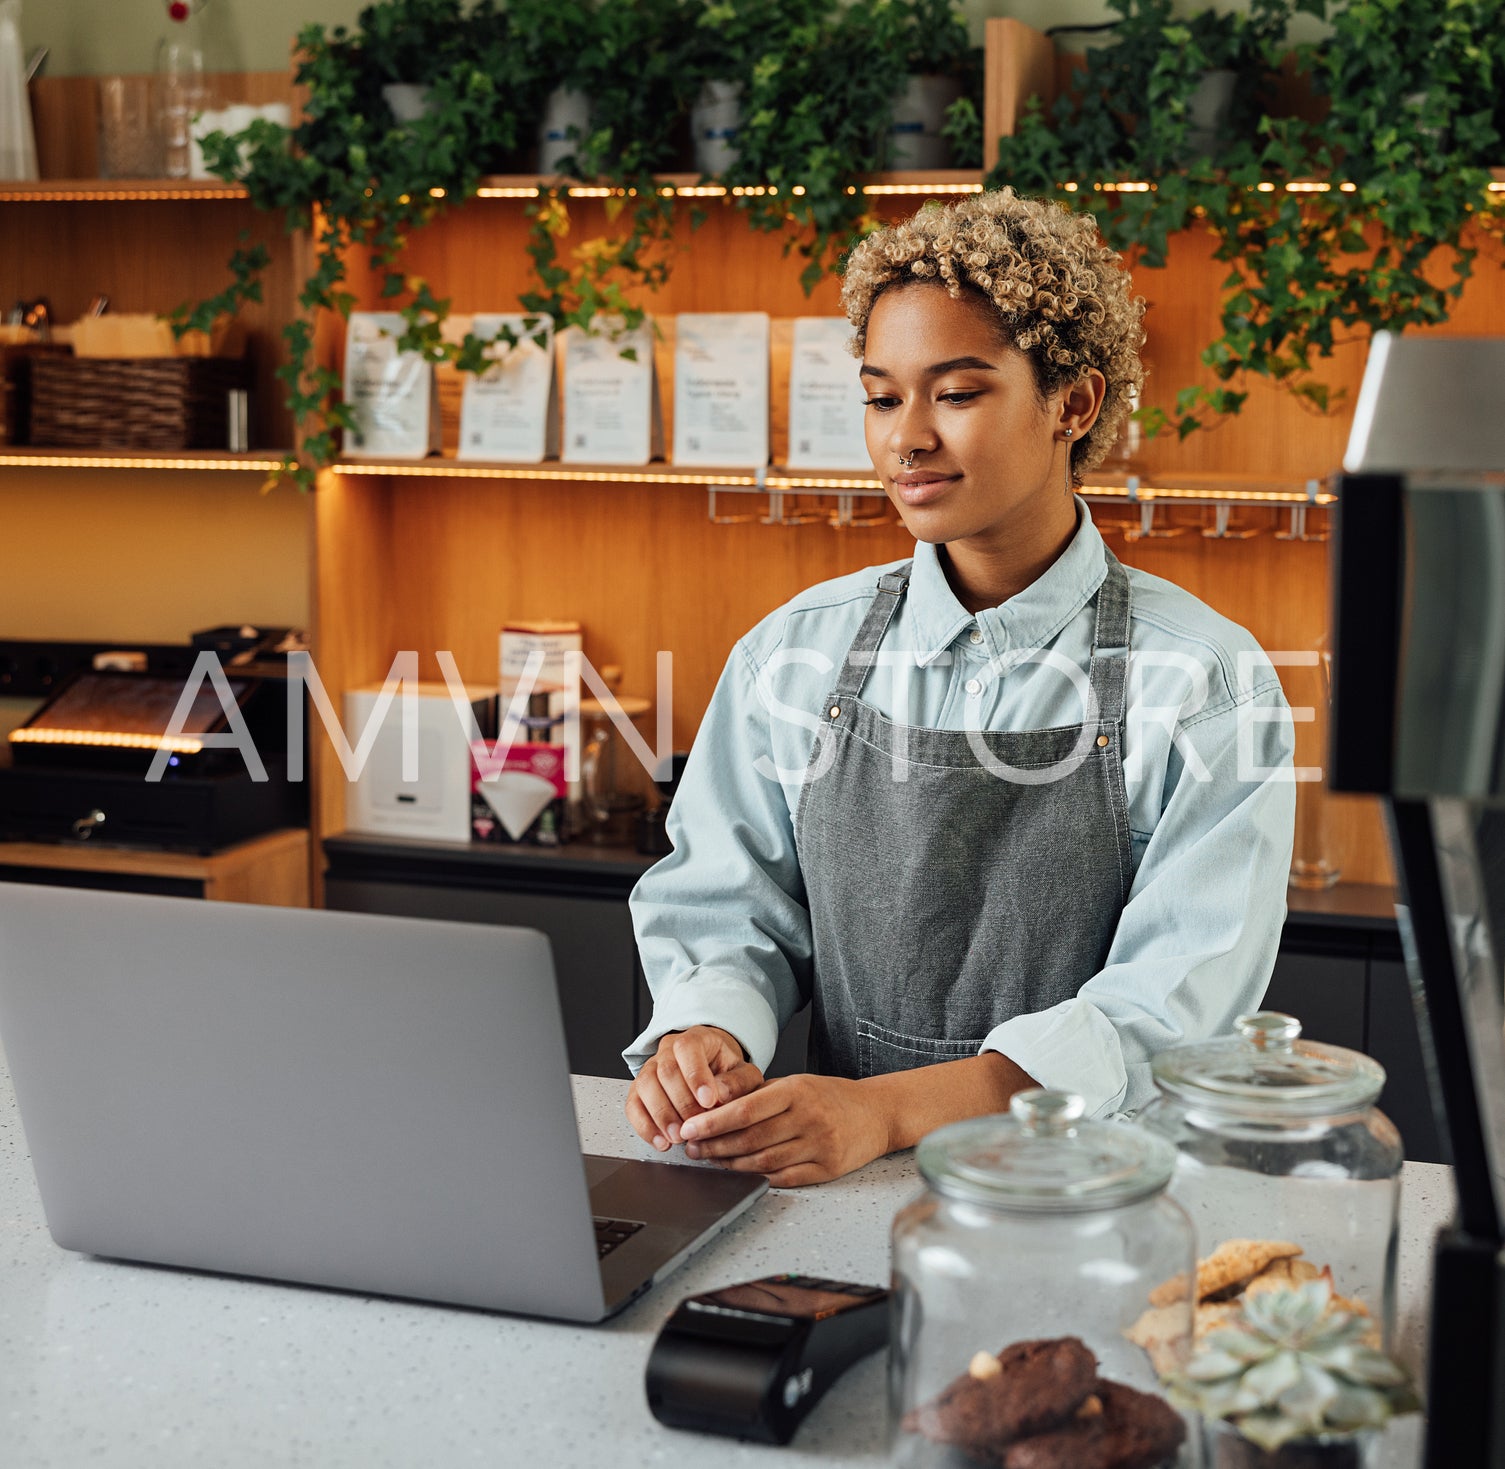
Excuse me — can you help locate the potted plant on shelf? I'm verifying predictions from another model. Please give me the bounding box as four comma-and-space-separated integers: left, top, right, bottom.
1166, 1279, 1420, 1468
989, 0, 1289, 260
360, 0, 471, 121
684, 0, 824, 177
507, 0, 711, 348
722, 0, 898, 292
878, 0, 982, 171
504, 0, 598, 174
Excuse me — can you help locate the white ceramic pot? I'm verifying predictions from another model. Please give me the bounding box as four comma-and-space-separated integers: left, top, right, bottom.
538, 86, 593, 174
382, 83, 433, 123
1185, 68, 1237, 158
886, 73, 963, 170
691, 79, 743, 176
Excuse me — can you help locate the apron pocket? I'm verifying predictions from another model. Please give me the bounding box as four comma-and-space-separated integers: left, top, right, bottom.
856, 1016, 988, 1080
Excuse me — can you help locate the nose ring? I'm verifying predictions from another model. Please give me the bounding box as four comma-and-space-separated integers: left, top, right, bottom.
898, 451, 916, 468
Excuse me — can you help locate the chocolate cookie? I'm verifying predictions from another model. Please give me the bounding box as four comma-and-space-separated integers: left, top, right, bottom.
903, 1336, 1099, 1458
999, 1379, 1186, 1469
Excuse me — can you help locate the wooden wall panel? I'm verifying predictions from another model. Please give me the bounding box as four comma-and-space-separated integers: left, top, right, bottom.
984, 19, 1058, 172
1129, 224, 1505, 482
311, 470, 403, 867
321, 204, 1505, 885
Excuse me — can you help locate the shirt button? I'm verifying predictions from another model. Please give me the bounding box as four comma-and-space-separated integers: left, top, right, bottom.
965, 678, 982, 696
969, 628, 984, 646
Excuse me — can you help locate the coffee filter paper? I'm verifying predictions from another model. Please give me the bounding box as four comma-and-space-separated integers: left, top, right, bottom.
478, 770, 556, 840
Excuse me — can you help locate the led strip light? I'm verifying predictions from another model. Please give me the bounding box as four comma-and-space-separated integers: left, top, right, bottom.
6, 176, 1496, 204
9, 728, 205, 754
1, 453, 287, 472
331, 460, 1335, 506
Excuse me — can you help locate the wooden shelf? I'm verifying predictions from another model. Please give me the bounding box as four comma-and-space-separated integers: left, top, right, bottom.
0, 449, 291, 473
0, 828, 310, 907
1285, 880, 1400, 930
0, 171, 987, 206
10, 168, 1494, 206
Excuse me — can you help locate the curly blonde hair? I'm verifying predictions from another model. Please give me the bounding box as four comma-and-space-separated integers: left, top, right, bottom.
841, 189, 1146, 482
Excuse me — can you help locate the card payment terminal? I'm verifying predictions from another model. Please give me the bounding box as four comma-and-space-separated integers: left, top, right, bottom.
645, 1272, 890, 1444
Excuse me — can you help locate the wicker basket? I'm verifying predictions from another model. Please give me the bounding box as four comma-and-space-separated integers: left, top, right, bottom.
29, 356, 253, 451
1, 343, 70, 446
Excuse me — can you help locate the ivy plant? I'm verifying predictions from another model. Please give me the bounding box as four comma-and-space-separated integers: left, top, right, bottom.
987, 0, 1504, 441
511, 0, 707, 346
726, 0, 900, 292
175, 2, 526, 488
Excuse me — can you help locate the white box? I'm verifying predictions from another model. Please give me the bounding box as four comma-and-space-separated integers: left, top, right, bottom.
787, 316, 871, 471
343, 681, 495, 843
672, 312, 770, 467
499, 621, 582, 695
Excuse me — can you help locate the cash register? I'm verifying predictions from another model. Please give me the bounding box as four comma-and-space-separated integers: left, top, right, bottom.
0, 628, 306, 853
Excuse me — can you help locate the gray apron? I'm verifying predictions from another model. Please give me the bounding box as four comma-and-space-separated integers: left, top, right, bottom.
793, 551, 1135, 1079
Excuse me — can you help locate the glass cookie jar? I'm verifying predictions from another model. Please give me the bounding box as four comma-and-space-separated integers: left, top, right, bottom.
890, 1090, 1198, 1468
1140, 1012, 1403, 1351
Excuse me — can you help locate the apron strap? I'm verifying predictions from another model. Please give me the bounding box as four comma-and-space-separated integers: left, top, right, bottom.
1087, 550, 1132, 727
832, 565, 913, 699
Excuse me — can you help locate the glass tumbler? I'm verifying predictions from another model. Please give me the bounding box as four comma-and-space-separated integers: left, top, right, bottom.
97, 77, 164, 178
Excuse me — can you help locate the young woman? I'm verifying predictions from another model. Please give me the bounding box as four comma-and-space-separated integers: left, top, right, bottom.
623, 189, 1295, 1187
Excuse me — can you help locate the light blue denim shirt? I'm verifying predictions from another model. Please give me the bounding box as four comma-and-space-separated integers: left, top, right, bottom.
624, 502, 1296, 1117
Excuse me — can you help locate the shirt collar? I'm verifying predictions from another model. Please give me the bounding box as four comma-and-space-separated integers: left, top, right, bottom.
904, 499, 1109, 665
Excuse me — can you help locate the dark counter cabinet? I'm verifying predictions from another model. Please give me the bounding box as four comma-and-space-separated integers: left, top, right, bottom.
1270, 884, 1445, 1164
322, 834, 655, 1081
322, 841, 1440, 1161
323, 833, 814, 1082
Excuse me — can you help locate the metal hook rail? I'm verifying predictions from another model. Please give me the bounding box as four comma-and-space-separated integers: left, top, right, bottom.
706, 469, 895, 529
325, 458, 1338, 537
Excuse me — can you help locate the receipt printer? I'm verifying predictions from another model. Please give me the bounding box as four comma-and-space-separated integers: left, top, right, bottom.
645, 1273, 889, 1445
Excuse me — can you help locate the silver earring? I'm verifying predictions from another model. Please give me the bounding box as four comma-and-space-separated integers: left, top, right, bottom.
1062, 428, 1074, 495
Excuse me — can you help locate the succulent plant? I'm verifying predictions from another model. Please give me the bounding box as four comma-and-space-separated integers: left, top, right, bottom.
1166, 1279, 1421, 1452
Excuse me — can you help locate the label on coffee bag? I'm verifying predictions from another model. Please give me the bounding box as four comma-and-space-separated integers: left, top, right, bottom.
561, 317, 662, 465
344, 312, 441, 458
458, 314, 558, 462
787, 317, 869, 471
673, 312, 770, 467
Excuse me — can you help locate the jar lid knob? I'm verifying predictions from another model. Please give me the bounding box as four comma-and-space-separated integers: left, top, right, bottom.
1235, 1011, 1303, 1051
1009, 1088, 1086, 1135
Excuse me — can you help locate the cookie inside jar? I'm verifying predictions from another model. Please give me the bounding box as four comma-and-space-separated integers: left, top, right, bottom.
1140, 1013, 1404, 1352
901, 1335, 1187, 1469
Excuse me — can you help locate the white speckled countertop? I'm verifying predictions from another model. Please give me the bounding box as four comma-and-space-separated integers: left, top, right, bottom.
0, 1065, 1453, 1469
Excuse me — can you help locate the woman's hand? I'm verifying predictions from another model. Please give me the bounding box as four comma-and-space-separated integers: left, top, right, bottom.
625, 1026, 764, 1152
676, 1074, 892, 1188
674, 1052, 1040, 1188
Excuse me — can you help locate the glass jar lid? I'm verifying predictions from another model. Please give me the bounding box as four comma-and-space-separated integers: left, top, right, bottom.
1151, 1011, 1386, 1117
916, 1089, 1177, 1214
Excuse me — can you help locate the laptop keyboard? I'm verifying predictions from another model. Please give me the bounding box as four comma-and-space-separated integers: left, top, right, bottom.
594, 1217, 646, 1260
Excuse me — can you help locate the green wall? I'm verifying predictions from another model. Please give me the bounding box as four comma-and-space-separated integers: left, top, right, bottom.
23, 0, 1322, 77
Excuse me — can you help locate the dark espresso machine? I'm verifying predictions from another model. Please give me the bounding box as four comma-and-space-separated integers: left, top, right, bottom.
1330, 333, 1505, 1467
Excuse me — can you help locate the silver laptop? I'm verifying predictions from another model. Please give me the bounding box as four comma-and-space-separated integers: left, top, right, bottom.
0, 883, 766, 1322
